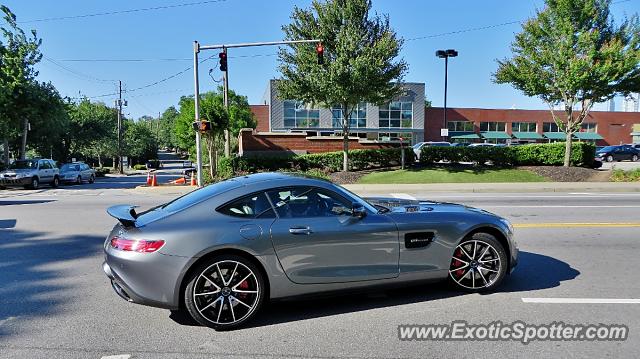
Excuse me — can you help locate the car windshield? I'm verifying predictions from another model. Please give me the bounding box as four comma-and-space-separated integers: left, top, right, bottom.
60, 164, 79, 172
9, 160, 38, 169
598, 146, 616, 152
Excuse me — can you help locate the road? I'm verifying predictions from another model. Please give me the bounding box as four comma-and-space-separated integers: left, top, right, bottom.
1, 183, 639, 358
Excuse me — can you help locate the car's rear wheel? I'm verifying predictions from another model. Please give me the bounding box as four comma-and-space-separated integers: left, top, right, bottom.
51, 176, 59, 188
89, 175, 95, 184
606, 155, 614, 162
449, 233, 508, 292
184, 255, 265, 330
76, 175, 82, 185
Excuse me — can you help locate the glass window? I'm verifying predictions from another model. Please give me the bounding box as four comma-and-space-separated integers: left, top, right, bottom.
447, 121, 474, 132
282, 100, 320, 128
378, 132, 412, 142
218, 193, 275, 219
543, 122, 561, 132
581, 123, 597, 132
511, 122, 537, 132
39, 160, 51, 169
332, 103, 367, 128
266, 187, 352, 218
9, 160, 38, 170
479, 122, 506, 131
379, 102, 412, 128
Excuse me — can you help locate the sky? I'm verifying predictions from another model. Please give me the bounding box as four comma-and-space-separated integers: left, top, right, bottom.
2, 0, 638, 120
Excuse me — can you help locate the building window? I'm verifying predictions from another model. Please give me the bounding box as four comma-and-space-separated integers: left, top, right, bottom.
283, 100, 320, 128
581, 123, 597, 132
543, 122, 561, 132
378, 132, 412, 142
379, 102, 412, 128
511, 122, 537, 132
447, 121, 474, 132
331, 103, 367, 128
479, 122, 506, 131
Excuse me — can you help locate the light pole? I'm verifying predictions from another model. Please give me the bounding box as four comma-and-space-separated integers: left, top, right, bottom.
436, 49, 458, 141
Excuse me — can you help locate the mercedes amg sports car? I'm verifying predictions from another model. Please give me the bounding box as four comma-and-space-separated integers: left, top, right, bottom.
103, 172, 518, 330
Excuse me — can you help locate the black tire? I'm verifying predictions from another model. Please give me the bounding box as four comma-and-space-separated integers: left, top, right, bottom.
448, 232, 508, 293
606, 155, 614, 162
51, 176, 59, 188
0, 186, 6, 190
30, 177, 39, 190
89, 175, 95, 184
632, 155, 638, 162
76, 176, 82, 185
184, 254, 265, 331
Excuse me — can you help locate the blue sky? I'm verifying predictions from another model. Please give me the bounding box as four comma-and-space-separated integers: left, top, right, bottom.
3, 0, 638, 119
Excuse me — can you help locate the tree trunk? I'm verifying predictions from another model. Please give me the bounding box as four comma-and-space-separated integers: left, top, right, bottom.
98, 154, 103, 168
207, 135, 215, 179
20, 118, 28, 160
342, 104, 350, 172
564, 131, 572, 167
112, 157, 117, 170
2, 138, 9, 166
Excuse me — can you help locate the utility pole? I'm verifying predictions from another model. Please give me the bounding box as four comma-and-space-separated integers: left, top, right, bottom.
222, 47, 230, 157
117, 80, 123, 174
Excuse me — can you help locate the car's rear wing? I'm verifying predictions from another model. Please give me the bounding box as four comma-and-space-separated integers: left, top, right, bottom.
107, 205, 139, 227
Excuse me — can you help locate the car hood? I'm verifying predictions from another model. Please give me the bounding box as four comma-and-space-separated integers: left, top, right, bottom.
1, 169, 36, 175
364, 196, 499, 217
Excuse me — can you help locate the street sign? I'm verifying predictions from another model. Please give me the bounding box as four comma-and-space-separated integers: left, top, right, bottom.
440, 128, 449, 137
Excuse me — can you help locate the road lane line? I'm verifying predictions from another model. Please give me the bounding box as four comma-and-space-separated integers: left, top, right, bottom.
523, 298, 640, 304
100, 355, 131, 359
513, 222, 640, 228
391, 193, 416, 200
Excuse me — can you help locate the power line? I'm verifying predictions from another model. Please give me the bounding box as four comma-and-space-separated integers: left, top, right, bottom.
52, 53, 279, 63
42, 55, 117, 83
16, 0, 230, 24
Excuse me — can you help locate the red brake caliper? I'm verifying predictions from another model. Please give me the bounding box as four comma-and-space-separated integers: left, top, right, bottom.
237, 280, 249, 300
452, 249, 465, 277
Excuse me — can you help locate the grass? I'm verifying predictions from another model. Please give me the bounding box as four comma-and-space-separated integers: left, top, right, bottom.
358, 167, 547, 184
611, 169, 640, 182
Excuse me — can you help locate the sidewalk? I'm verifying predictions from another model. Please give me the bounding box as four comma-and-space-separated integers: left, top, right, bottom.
131, 181, 640, 196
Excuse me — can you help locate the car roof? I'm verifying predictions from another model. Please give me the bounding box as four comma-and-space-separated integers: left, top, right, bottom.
232, 172, 331, 186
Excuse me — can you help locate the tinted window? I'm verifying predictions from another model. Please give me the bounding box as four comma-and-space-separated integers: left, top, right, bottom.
162, 179, 241, 212
10, 160, 38, 169
218, 193, 275, 219
39, 160, 51, 169
267, 187, 352, 218
82, 164, 90, 170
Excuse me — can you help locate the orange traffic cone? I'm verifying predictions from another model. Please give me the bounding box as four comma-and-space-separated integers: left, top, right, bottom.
146, 171, 152, 185
151, 174, 158, 187
170, 177, 186, 185
190, 172, 196, 186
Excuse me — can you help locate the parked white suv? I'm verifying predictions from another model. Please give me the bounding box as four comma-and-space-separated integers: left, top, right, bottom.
0, 159, 60, 189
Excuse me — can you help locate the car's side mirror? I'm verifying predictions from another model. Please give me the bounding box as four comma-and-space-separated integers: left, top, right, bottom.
352, 203, 367, 219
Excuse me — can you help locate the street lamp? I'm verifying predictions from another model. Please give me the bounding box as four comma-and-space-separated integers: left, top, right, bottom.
436, 49, 458, 141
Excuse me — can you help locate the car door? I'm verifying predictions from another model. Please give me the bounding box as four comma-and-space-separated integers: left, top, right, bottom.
38, 160, 51, 183
80, 164, 89, 180
267, 186, 399, 284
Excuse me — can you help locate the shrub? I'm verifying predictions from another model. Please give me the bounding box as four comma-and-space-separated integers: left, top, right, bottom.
611, 169, 640, 182
132, 164, 147, 170
95, 167, 111, 177
420, 142, 595, 167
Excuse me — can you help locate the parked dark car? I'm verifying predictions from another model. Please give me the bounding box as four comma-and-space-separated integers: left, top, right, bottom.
595, 145, 639, 162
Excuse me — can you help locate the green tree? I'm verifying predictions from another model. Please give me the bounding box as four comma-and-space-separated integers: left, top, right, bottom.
278, 0, 407, 171
157, 106, 179, 149
123, 120, 158, 165
0, 5, 42, 163
66, 99, 118, 165
494, 0, 640, 167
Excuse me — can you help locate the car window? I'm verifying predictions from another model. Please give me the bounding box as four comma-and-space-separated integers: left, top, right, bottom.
82, 164, 90, 170
218, 193, 275, 219
10, 160, 38, 169
161, 179, 241, 212
267, 187, 352, 218
39, 160, 51, 169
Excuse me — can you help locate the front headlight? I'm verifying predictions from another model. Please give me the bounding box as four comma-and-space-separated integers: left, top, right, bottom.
15, 173, 25, 179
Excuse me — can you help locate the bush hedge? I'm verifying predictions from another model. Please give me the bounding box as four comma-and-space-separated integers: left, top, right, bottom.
230, 148, 415, 174
132, 164, 147, 171
420, 142, 595, 167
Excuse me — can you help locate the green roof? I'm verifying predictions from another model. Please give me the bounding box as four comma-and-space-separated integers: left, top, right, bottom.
543, 132, 566, 140
573, 132, 603, 140
512, 131, 543, 140
451, 133, 480, 139
480, 131, 511, 139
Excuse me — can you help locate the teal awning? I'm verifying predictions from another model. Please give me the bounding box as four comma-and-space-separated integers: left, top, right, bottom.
573, 132, 603, 140
512, 131, 543, 140
480, 131, 511, 139
451, 133, 480, 139
543, 132, 566, 140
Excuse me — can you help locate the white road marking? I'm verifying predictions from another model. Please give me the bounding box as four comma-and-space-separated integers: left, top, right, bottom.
100, 355, 131, 359
391, 193, 416, 200
522, 298, 640, 304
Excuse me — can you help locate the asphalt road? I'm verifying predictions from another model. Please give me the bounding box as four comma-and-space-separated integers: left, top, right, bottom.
1, 182, 639, 358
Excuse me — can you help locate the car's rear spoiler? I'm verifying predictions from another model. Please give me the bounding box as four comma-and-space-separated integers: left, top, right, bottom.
107, 205, 139, 227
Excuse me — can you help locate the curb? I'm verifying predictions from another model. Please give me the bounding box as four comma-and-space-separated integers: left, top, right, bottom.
343, 182, 640, 193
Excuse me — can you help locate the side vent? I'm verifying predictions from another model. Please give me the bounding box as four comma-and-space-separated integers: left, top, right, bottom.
405, 232, 435, 249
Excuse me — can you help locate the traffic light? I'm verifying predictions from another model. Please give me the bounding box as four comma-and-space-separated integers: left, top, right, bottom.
219, 51, 228, 71
316, 43, 324, 65
199, 120, 211, 132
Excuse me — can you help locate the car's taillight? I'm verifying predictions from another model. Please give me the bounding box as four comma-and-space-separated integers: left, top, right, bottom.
110, 236, 165, 253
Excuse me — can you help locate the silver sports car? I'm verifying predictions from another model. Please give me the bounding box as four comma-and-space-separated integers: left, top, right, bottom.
103, 173, 518, 330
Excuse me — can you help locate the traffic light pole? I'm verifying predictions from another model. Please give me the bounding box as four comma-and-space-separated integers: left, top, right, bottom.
192, 38, 320, 187
117, 80, 123, 174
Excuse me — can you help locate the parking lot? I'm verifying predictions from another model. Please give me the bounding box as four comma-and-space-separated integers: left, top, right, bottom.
1, 179, 639, 358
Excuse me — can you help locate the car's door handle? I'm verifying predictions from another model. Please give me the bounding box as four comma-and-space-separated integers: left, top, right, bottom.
289, 227, 313, 235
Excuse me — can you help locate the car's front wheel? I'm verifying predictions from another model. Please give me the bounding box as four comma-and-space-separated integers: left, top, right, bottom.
30, 177, 39, 190
88, 175, 95, 184
632, 154, 638, 162
449, 233, 508, 292
606, 155, 614, 162
184, 255, 265, 330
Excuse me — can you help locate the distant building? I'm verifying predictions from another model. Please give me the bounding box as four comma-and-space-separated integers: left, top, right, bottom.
623, 93, 639, 112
